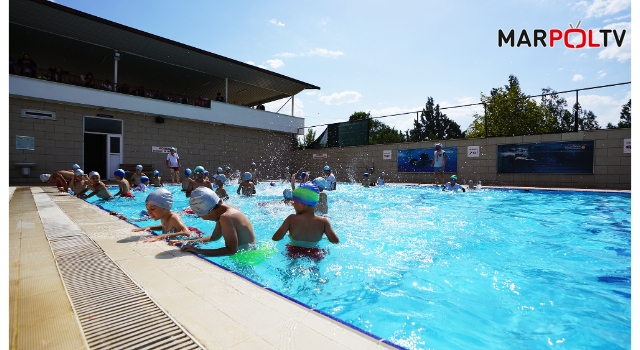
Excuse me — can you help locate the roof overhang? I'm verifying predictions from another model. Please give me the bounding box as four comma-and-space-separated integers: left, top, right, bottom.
10, 0, 320, 103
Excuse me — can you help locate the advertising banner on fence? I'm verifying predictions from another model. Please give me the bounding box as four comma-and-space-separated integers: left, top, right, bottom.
497, 140, 594, 174
397, 147, 458, 173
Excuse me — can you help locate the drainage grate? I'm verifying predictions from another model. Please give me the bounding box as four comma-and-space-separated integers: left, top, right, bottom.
32, 189, 203, 350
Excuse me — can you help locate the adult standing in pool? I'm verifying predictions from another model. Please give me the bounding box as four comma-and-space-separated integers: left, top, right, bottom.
166, 147, 181, 184
432, 143, 447, 186
323, 165, 336, 191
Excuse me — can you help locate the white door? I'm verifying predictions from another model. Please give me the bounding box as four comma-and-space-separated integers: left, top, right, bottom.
106, 134, 123, 180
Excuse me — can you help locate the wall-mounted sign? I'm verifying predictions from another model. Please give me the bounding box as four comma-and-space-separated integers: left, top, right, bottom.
467, 146, 480, 157
16, 136, 35, 150
152, 146, 177, 153
313, 153, 327, 159
382, 150, 392, 160
623, 139, 631, 153
397, 147, 458, 173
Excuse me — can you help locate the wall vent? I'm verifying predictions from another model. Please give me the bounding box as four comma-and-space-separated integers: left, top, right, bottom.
21, 109, 56, 120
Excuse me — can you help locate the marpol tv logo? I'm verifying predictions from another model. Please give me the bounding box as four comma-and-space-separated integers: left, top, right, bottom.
498, 21, 626, 48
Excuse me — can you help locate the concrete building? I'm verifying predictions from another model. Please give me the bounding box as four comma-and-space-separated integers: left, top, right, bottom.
9, 0, 319, 184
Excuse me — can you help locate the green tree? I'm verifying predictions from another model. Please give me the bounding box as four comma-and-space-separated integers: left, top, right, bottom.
607, 99, 631, 129
407, 97, 463, 141
539, 87, 569, 132
348, 111, 405, 144
298, 128, 316, 148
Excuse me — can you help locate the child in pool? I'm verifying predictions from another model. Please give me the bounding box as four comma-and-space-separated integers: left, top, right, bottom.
77, 171, 114, 200
362, 173, 370, 187
130, 165, 145, 187
311, 177, 328, 215
442, 175, 466, 192
215, 174, 229, 201
113, 169, 134, 197
186, 166, 212, 197
132, 188, 194, 242
272, 183, 339, 248
134, 176, 149, 192
152, 170, 163, 187
236, 172, 256, 196
69, 169, 88, 197
176, 187, 256, 256
181, 168, 192, 191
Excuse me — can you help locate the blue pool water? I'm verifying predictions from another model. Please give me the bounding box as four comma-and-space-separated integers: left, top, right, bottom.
89, 183, 631, 349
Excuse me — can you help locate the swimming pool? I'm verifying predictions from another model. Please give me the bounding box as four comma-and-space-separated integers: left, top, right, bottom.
89, 183, 631, 349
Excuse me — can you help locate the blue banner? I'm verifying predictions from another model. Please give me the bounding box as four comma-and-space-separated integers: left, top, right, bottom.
398, 147, 458, 173
497, 140, 594, 174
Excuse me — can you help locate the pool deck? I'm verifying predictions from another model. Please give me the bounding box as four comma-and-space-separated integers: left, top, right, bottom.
9, 185, 396, 350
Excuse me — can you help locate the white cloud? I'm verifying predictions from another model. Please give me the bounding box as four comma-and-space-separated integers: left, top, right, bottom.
257, 64, 267, 69
575, 0, 630, 18
573, 74, 584, 81
579, 53, 587, 57
269, 19, 285, 27
598, 70, 606, 78
367, 106, 424, 132
274, 52, 301, 58
266, 59, 284, 69
245, 61, 255, 66
308, 48, 344, 58
597, 22, 630, 62
578, 91, 631, 126
319, 91, 361, 105
603, 13, 631, 22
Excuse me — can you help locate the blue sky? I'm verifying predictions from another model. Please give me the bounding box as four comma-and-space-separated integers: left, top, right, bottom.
35, 1, 635, 135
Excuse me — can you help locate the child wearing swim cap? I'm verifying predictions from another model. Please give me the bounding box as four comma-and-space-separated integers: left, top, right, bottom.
152, 170, 162, 187
323, 165, 337, 191
132, 188, 193, 243
176, 187, 256, 256
185, 166, 212, 198
77, 171, 114, 200
113, 169, 134, 198
442, 175, 466, 192
272, 183, 339, 252
182, 168, 192, 191
237, 172, 256, 197
69, 169, 89, 197
377, 172, 386, 186
130, 165, 146, 187
214, 174, 229, 201
362, 173, 370, 188
134, 176, 149, 192
312, 177, 328, 215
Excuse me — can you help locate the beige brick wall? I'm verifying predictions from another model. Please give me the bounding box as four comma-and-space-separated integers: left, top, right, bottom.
9, 97, 296, 183
291, 129, 631, 190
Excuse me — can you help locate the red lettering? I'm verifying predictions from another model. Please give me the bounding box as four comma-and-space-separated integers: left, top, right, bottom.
564, 28, 586, 49
549, 29, 562, 47
588, 29, 600, 48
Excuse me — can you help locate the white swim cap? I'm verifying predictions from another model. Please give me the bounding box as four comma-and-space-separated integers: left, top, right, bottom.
74, 169, 84, 176
72, 164, 80, 170
435, 143, 442, 147
251, 162, 256, 166
243, 172, 252, 180
145, 188, 173, 210
40, 174, 50, 182
381, 172, 386, 176
190, 187, 220, 216
135, 165, 143, 170
217, 174, 226, 184
89, 171, 100, 178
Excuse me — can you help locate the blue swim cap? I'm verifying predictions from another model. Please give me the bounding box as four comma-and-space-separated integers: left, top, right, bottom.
153, 170, 160, 176
217, 174, 226, 184
217, 167, 223, 173
270, 182, 275, 186
312, 177, 327, 190
140, 176, 149, 183
323, 165, 330, 171
184, 168, 192, 176
363, 173, 369, 178
204, 171, 209, 176
136, 165, 143, 171
140, 210, 148, 217
243, 172, 252, 181
300, 172, 307, 179
283, 188, 293, 199
225, 166, 231, 171
72, 164, 81, 170
114, 169, 126, 178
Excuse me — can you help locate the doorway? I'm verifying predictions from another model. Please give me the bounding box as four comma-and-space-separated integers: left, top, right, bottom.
83, 116, 123, 180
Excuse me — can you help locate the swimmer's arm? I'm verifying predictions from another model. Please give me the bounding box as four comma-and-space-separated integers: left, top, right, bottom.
290, 174, 296, 191
181, 217, 238, 256
236, 185, 241, 195
185, 182, 193, 197
272, 216, 292, 241
323, 219, 339, 243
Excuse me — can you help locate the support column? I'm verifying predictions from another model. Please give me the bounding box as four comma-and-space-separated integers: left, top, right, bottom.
225, 78, 228, 103
291, 95, 294, 116
574, 90, 579, 132
113, 51, 120, 85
